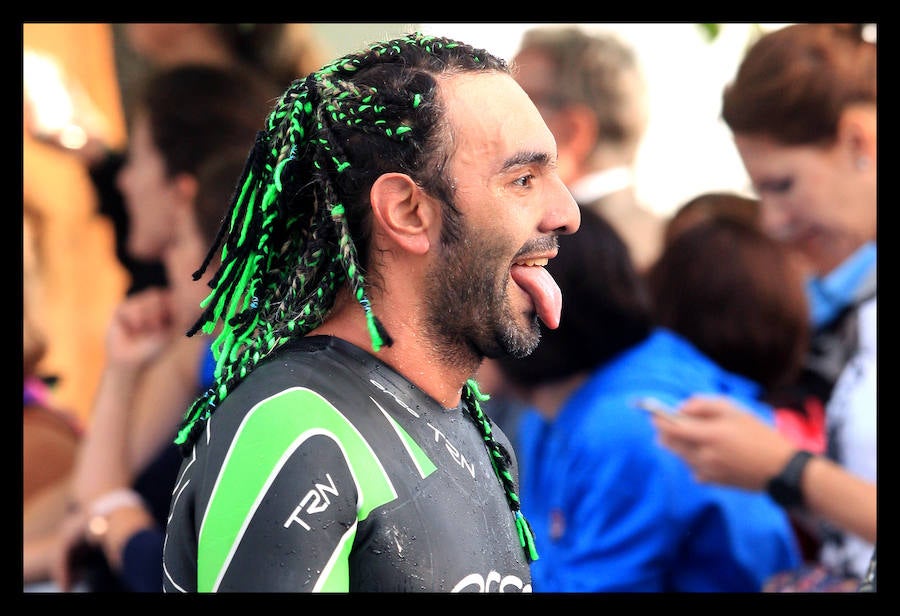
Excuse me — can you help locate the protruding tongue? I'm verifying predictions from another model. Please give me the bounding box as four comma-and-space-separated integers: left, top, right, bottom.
510, 264, 562, 329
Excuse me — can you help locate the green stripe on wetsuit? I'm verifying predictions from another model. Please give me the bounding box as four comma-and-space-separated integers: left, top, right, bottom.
375, 399, 437, 479
197, 387, 399, 591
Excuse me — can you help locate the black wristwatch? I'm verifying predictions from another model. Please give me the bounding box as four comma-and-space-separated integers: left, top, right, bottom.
766, 450, 814, 509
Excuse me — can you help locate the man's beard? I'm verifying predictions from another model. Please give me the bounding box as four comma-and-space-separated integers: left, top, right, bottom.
423, 218, 542, 371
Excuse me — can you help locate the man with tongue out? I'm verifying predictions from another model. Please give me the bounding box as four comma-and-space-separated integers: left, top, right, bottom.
162, 32, 579, 593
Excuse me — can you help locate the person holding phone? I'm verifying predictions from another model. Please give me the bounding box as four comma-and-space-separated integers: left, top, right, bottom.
656, 24, 877, 590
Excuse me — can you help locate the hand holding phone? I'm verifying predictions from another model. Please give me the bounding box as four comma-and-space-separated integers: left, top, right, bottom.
633, 397, 681, 422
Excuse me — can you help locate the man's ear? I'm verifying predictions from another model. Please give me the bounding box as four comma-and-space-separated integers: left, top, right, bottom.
369, 173, 434, 255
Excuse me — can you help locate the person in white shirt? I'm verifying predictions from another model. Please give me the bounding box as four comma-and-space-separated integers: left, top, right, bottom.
512, 25, 664, 272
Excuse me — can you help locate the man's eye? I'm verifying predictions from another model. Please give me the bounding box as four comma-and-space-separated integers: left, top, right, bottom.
513, 174, 534, 188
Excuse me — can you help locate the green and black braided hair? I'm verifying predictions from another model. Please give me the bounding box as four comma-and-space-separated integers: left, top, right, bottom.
174, 31, 538, 562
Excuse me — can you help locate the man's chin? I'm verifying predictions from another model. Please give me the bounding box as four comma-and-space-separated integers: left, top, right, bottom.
490, 320, 541, 360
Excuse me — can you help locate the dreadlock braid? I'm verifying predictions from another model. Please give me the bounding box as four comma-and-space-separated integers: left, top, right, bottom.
462, 379, 540, 563
176, 77, 335, 449
173, 31, 537, 562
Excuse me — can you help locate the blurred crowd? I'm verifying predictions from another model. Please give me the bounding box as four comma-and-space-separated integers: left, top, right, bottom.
23, 23, 875, 593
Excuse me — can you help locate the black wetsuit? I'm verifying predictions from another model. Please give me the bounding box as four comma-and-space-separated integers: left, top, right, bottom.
163, 336, 532, 592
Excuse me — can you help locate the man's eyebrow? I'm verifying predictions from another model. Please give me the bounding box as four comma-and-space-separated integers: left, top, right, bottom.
500, 150, 552, 172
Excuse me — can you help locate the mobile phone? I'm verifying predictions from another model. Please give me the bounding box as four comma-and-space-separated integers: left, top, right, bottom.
633, 397, 680, 421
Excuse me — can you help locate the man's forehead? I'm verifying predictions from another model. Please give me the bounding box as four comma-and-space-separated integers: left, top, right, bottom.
439, 71, 543, 132
438, 71, 557, 172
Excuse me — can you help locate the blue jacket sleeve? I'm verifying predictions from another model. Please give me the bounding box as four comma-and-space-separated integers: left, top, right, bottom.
528, 417, 680, 592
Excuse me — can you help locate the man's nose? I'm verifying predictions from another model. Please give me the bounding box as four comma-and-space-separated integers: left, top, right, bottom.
543, 179, 580, 236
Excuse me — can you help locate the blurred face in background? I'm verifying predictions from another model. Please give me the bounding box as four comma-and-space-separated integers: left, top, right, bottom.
116, 111, 194, 261
734, 110, 876, 276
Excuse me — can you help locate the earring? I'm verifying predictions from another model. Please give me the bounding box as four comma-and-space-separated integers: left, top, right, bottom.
856, 156, 870, 171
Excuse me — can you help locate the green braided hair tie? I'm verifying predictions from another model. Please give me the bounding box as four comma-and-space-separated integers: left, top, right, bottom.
360, 296, 391, 351
466, 377, 491, 403
516, 511, 540, 562
464, 378, 539, 563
